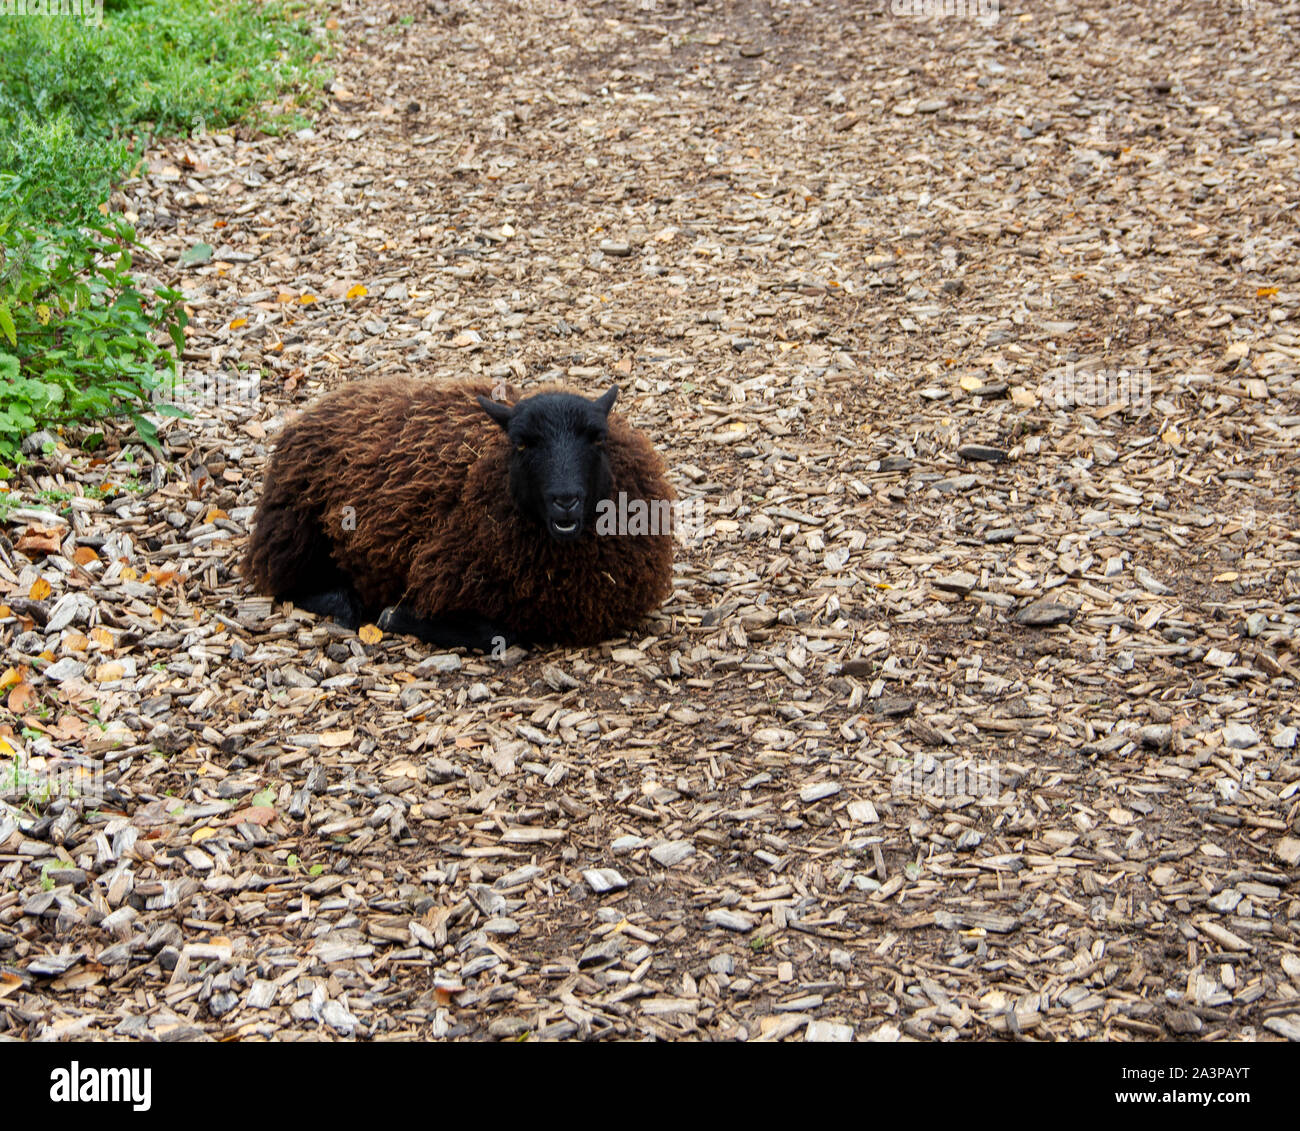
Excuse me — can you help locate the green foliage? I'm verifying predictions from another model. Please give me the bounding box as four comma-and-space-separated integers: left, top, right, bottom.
0, 0, 328, 469
0, 202, 188, 468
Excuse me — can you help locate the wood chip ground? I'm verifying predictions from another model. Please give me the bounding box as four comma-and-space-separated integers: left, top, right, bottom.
2, 0, 1299, 1042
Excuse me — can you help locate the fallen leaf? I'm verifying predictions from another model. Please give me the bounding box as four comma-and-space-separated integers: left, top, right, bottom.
8, 683, 36, 713
29, 578, 52, 600
358, 624, 383, 644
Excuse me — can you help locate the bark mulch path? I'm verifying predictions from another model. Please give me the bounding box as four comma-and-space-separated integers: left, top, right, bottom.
2, 0, 1299, 1041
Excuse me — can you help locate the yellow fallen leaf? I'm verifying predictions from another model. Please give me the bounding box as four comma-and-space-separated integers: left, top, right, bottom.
119, 566, 139, 582
229, 317, 248, 330
959, 375, 984, 393
90, 627, 114, 650
1162, 427, 1182, 446
345, 284, 368, 300
0, 605, 11, 619
95, 661, 125, 682
204, 508, 229, 523
277, 292, 296, 304
191, 827, 217, 844
298, 294, 318, 305
0, 667, 21, 690
62, 632, 89, 653
1257, 286, 1278, 297
29, 578, 51, 601
358, 624, 383, 645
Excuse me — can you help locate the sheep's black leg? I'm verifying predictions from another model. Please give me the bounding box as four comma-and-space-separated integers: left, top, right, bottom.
294, 587, 365, 631
377, 604, 520, 653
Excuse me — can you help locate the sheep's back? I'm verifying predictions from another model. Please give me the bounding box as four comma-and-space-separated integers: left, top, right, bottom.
266, 377, 504, 608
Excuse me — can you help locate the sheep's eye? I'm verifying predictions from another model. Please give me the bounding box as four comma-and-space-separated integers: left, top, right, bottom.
516, 442, 529, 451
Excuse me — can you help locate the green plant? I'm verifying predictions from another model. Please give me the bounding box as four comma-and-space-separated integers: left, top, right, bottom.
0, 0, 330, 470
0, 202, 189, 469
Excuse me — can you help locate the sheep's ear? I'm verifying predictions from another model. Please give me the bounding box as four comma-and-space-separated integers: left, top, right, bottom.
477, 395, 514, 430
594, 386, 618, 417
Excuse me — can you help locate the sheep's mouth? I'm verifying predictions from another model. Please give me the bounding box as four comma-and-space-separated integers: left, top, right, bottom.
549, 518, 581, 540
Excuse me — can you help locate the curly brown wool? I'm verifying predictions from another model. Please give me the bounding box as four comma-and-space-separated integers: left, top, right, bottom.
243, 377, 675, 646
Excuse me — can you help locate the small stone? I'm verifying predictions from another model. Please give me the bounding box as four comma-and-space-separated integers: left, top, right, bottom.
1208, 889, 1242, 914
705, 908, 756, 932
1245, 612, 1268, 637
709, 954, 735, 976
467, 682, 492, 702
1222, 722, 1259, 749
41, 658, 86, 682
582, 868, 628, 894
1275, 837, 1300, 866
934, 571, 977, 594
1014, 599, 1078, 627
872, 696, 915, 718
805, 1019, 854, 1042
956, 444, 1007, 463
649, 840, 695, 867
846, 800, 878, 824
799, 782, 841, 804
1139, 724, 1172, 750
1263, 1015, 1300, 1042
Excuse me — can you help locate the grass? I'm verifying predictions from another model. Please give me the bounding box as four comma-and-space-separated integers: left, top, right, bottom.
0, 0, 331, 471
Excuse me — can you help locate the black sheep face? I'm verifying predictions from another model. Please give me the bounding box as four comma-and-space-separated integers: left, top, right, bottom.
478, 387, 617, 543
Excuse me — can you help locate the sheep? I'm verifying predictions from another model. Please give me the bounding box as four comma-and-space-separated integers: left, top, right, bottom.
243, 377, 675, 650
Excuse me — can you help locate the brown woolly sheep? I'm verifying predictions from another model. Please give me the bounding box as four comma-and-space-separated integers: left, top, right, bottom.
243, 377, 675, 650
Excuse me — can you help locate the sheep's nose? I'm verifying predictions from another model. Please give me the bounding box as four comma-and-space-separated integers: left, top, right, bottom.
551, 494, 581, 514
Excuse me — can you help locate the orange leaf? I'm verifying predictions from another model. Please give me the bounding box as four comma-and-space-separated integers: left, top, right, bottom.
90, 627, 114, 650
230, 317, 248, 330
8, 682, 36, 713
17, 530, 62, 558
0, 605, 11, 619
1257, 286, 1278, 297
346, 284, 368, 300
298, 294, 318, 305
358, 624, 383, 645
29, 578, 52, 601
72, 546, 99, 566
